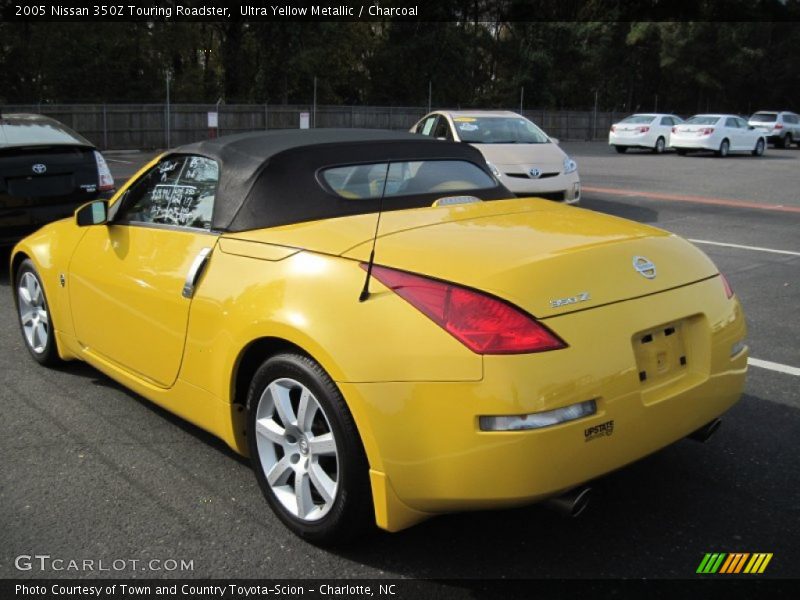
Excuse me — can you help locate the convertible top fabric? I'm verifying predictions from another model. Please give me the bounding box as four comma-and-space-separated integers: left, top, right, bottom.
175, 129, 511, 232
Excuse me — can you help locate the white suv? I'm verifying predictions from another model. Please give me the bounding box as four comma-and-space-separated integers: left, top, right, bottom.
748, 111, 800, 149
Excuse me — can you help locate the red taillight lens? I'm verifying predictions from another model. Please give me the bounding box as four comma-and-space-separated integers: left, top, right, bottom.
700, 127, 715, 136
364, 264, 567, 354
610, 125, 616, 133
94, 151, 115, 192
774, 123, 783, 129
638, 126, 650, 133
671, 126, 677, 133
720, 273, 734, 299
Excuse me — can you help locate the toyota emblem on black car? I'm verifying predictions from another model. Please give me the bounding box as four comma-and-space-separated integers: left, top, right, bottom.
32, 163, 47, 174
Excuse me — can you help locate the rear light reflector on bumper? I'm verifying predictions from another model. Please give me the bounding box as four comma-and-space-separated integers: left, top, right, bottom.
480, 399, 597, 431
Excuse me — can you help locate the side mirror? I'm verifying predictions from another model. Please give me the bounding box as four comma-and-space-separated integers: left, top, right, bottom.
75, 200, 108, 227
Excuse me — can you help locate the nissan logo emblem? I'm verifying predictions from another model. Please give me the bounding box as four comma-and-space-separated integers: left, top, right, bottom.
32, 163, 47, 175
633, 256, 657, 279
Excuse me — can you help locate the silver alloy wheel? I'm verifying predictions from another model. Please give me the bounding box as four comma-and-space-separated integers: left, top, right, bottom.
254, 377, 339, 521
18, 272, 49, 354
655, 137, 665, 153
719, 140, 729, 157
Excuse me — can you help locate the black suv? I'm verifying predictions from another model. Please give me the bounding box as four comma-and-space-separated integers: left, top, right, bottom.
0, 113, 115, 245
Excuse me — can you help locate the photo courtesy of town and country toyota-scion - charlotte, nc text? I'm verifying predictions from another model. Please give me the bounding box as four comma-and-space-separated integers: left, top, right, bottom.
14, 584, 398, 597
18, 3, 419, 18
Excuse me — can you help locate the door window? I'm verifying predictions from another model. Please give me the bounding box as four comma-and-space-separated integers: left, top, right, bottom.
417, 116, 438, 136
725, 118, 741, 128
432, 117, 453, 140
115, 155, 219, 230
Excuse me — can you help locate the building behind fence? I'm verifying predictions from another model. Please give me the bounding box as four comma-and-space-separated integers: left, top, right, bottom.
3, 104, 625, 150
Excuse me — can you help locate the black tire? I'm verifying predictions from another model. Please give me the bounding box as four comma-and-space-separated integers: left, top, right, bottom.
246, 353, 373, 545
716, 139, 730, 157
782, 133, 793, 149
613, 145, 628, 154
752, 138, 765, 157
14, 259, 61, 367
676, 148, 688, 156
653, 137, 666, 154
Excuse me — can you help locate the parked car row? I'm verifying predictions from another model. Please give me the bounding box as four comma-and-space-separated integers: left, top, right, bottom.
609, 110, 799, 156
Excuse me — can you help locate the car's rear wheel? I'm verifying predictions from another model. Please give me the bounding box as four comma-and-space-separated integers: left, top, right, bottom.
716, 139, 730, 157
653, 137, 666, 154
613, 145, 627, 154
16, 259, 60, 366
782, 133, 793, 149
752, 138, 765, 157
247, 353, 372, 545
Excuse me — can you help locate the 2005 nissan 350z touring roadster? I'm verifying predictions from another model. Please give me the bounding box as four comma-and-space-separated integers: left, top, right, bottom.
11, 129, 747, 544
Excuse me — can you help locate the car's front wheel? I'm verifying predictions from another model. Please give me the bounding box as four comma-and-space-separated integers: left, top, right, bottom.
15, 259, 60, 366
247, 353, 372, 545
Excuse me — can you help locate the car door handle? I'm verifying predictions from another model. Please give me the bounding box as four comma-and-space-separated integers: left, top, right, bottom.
182, 247, 213, 299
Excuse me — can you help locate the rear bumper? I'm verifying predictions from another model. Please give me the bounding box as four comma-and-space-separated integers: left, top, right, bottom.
343, 277, 747, 531
669, 138, 715, 150
609, 132, 654, 148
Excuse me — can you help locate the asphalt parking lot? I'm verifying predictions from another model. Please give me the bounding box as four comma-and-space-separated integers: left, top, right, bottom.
1, 142, 798, 581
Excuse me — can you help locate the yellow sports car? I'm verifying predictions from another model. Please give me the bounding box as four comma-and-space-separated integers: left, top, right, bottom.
10, 130, 747, 545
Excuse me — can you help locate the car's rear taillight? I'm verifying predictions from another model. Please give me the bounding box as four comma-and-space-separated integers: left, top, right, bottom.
610, 125, 616, 133
671, 126, 677, 133
363, 264, 567, 354
638, 126, 650, 133
720, 273, 734, 299
94, 150, 114, 192
774, 123, 783, 130
700, 127, 715, 136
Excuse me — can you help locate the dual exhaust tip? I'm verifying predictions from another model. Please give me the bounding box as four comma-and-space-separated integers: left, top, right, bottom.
542, 419, 722, 518
542, 486, 592, 518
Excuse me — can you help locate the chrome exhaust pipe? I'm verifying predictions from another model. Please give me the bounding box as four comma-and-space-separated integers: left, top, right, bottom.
542, 486, 592, 518
688, 418, 721, 443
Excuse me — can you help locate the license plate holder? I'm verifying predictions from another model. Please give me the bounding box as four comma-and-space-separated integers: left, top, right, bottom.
633, 321, 688, 387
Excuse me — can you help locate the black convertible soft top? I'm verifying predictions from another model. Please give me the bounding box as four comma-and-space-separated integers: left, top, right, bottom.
175, 129, 511, 232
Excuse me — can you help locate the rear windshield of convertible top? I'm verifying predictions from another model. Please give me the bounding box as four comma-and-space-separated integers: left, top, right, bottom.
321, 160, 496, 199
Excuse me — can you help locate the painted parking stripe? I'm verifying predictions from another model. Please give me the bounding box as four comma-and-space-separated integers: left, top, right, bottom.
583, 185, 800, 214
748, 358, 800, 377
689, 239, 800, 256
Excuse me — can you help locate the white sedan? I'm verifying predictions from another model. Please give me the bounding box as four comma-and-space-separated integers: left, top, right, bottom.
609, 113, 683, 154
669, 114, 767, 157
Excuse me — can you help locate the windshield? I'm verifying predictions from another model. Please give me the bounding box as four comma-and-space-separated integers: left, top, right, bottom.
749, 113, 778, 123
619, 115, 656, 124
685, 116, 720, 125
452, 116, 550, 144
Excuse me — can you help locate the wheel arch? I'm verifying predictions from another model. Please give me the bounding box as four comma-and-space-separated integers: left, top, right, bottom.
227, 335, 383, 472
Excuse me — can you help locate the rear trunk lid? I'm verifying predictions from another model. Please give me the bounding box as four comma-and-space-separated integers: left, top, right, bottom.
341, 200, 718, 318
